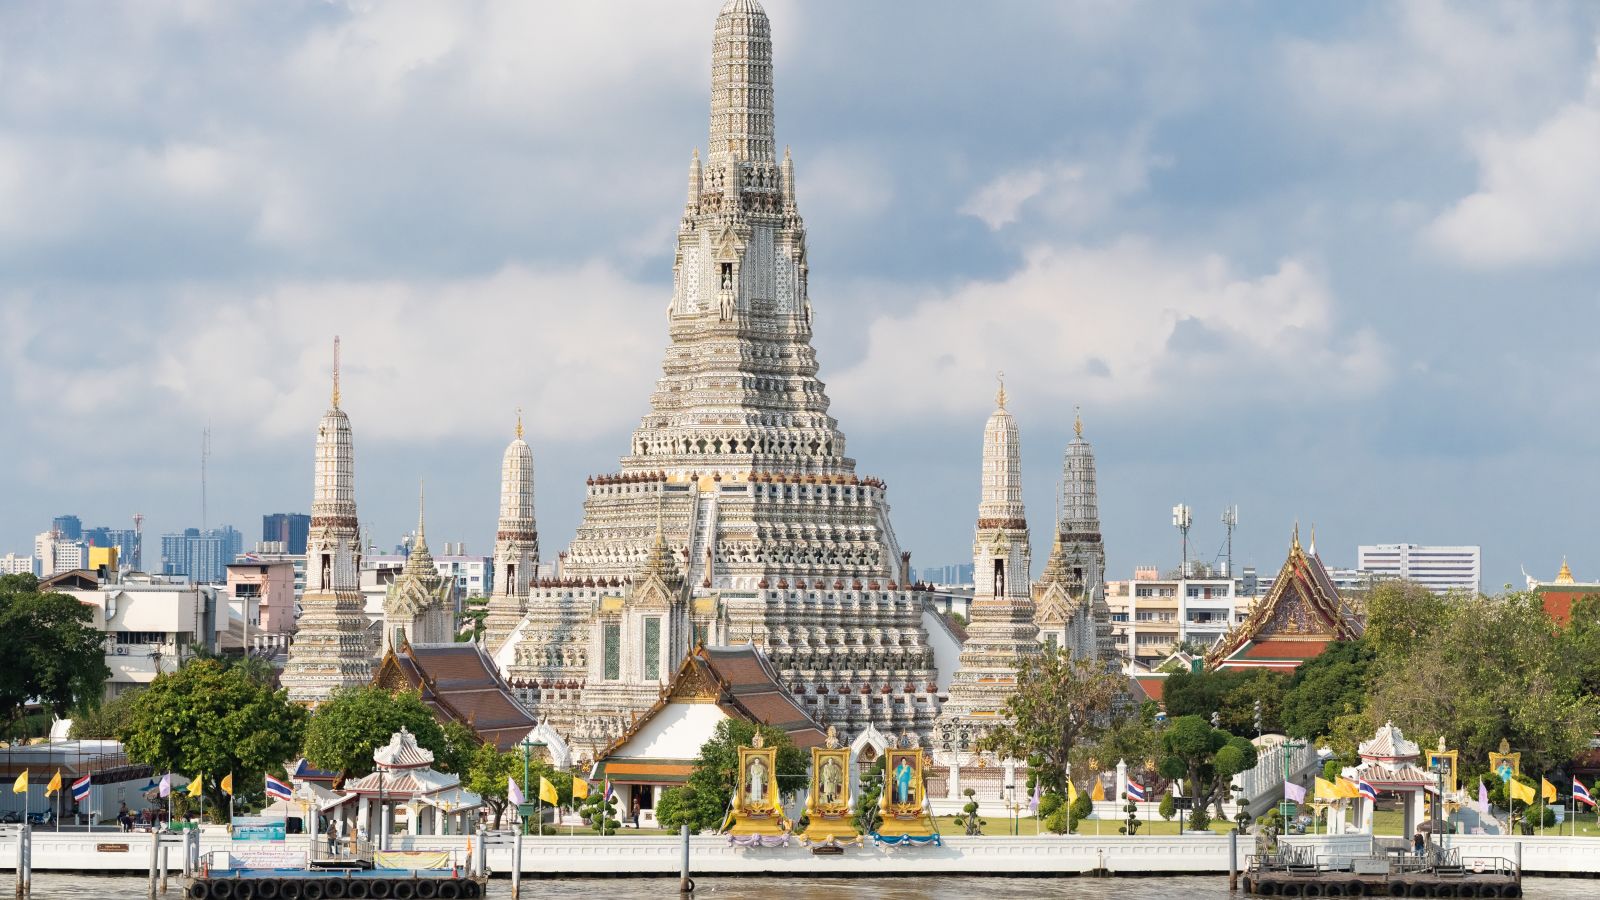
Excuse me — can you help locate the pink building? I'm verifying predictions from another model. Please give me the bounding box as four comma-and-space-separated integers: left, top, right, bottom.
226, 561, 297, 649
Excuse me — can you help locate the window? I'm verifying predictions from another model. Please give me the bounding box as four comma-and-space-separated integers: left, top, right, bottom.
603, 623, 621, 681
644, 617, 661, 680
234, 584, 261, 599
1043, 634, 1058, 652
693, 623, 709, 647
116, 632, 166, 645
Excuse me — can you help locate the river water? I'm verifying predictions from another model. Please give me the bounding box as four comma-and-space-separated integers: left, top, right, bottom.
15, 876, 1598, 900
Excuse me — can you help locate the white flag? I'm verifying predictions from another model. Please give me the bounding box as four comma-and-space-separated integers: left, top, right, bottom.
507, 776, 525, 806
158, 773, 172, 798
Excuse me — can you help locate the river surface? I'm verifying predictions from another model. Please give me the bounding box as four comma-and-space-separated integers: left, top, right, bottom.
14, 875, 1598, 900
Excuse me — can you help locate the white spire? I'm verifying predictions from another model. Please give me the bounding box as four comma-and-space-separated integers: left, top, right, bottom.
709, 0, 774, 164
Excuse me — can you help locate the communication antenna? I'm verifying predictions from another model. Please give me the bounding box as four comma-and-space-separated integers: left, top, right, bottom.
201, 424, 212, 532
1221, 505, 1239, 578
132, 513, 144, 571
1172, 504, 1192, 578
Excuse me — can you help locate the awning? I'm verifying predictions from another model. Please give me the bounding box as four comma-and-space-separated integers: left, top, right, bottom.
590, 757, 695, 784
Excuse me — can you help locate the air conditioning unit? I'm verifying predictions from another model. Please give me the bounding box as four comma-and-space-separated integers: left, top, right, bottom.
114, 646, 128, 656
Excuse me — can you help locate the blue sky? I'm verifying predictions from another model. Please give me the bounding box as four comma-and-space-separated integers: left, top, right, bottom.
4, 0, 1600, 589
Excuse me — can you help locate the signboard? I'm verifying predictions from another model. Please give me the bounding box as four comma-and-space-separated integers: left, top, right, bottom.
231, 816, 286, 842
95, 844, 130, 853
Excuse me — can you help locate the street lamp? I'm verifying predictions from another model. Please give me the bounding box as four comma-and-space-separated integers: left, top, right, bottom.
1280, 740, 1307, 823
1005, 782, 1017, 836
1429, 758, 1448, 855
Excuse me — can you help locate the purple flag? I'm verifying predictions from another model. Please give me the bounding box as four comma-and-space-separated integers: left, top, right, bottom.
1478, 780, 1489, 812
1029, 781, 1043, 814
507, 776, 525, 807
158, 773, 171, 798
1283, 780, 1306, 804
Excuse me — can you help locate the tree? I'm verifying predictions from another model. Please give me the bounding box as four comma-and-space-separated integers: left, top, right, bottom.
301, 686, 450, 778
580, 786, 622, 835
956, 788, 985, 835
977, 650, 1125, 793
654, 719, 808, 833
1363, 580, 1450, 660
117, 658, 306, 817
0, 574, 110, 729
464, 743, 521, 829
1158, 792, 1175, 822
70, 688, 144, 739
1279, 640, 1374, 740
1157, 715, 1258, 820
437, 720, 478, 777
853, 757, 884, 833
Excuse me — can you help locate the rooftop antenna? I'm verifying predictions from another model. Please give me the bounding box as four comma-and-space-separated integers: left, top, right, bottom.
1222, 505, 1239, 578
332, 335, 341, 409
132, 513, 144, 570
1172, 503, 1192, 579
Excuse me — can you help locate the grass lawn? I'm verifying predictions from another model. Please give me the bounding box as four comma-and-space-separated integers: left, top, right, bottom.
932, 815, 1237, 837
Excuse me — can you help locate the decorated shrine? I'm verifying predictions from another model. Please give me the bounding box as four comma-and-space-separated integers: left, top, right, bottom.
725, 731, 791, 846
873, 744, 940, 846
800, 726, 859, 846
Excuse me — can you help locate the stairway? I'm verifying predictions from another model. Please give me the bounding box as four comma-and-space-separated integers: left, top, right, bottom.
684, 490, 718, 589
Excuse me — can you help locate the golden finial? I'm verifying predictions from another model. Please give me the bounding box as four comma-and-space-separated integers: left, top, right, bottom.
331, 335, 341, 409
515, 407, 524, 441
751, 730, 765, 749
1074, 405, 1083, 439
996, 370, 1007, 409
1291, 520, 1301, 552
1557, 557, 1575, 584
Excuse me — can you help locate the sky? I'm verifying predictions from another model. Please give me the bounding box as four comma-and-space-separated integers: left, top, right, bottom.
4, 0, 1600, 590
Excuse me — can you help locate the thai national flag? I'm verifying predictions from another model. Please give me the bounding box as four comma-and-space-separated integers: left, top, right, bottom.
1358, 777, 1378, 802
71, 775, 91, 802
264, 773, 293, 801
604, 779, 617, 804
1575, 779, 1595, 808
1127, 779, 1147, 802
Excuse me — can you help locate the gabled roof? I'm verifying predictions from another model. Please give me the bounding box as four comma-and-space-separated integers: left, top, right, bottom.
373, 642, 539, 751
594, 644, 826, 777
41, 570, 101, 591
1207, 524, 1361, 671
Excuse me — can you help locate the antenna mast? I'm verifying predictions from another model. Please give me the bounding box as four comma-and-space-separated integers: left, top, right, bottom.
1172, 503, 1192, 579
201, 425, 212, 531
1221, 505, 1239, 578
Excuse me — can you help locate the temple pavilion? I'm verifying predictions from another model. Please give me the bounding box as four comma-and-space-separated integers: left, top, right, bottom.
589, 644, 825, 827
342, 728, 483, 838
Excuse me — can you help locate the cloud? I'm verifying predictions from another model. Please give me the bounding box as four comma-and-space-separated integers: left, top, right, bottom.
1280, 2, 1583, 142
1, 263, 664, 447
959, 132, 1165, 232
829, 239, 1388, 422
1425, 48, 1600, 267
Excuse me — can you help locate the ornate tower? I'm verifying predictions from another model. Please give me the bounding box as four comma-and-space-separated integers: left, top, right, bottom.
935, 380, 1041, 752
500, 0, 939, 751
483, 412, 538, 653
283, 338, 377, 704
1033, 410, 1117, 662
382, 483, 455, 657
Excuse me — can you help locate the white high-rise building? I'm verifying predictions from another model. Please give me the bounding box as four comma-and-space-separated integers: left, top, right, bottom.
34, 531, 85, 578
1357, 544, 1480, 594
0, 554, 37, 576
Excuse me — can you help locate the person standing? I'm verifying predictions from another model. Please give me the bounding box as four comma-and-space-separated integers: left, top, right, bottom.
631, 796, 642, 829
326, 818, 339, 856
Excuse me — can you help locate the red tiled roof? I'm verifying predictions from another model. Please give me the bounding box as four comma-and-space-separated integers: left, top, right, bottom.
377, 643, 538, 751
1243, 639, 1336, 659
1535, 587, 1600, 626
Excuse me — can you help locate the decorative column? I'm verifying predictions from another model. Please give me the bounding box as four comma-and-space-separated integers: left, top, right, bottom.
1115, 759, 1128, 804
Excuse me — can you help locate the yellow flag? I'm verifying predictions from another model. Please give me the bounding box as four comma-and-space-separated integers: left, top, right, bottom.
1541, 778, 1558, 803
1338, 778, 1363, 800
1091, 779, 1105, 801
1314, 777, 1340, 801
220, 774, 233, 796
45, 770, 62, 797
11, 771, 26, 794
538, 776, 559, 806
187, 776, 204, 798
1509, 779, 1536, 805
1067, 780, 1079, 805
571, 778, 589, 800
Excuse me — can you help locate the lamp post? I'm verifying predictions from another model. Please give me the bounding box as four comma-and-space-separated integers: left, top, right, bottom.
1430, 758, 1447, 856
1005, 782, 1017, 836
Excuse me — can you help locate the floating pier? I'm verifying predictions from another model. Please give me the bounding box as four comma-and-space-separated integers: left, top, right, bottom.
184, 870, 484, 900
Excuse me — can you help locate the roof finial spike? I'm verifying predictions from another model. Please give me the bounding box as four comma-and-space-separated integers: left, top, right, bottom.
996, 370, 1007, 410
331, 335, 342, 409
1309, 523, 1317, 557
417, 478, 426, 542
1074, 405, 1083, 439
1291, 520, 1301, 552
515, 407, 524, 441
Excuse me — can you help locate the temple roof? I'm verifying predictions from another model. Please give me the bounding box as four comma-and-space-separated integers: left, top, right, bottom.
374, 727, 435, 770
593, 644, 825, 780
1207, 523, 1361, 670
373, 642, 540, 751
1359, 720, 1420, 762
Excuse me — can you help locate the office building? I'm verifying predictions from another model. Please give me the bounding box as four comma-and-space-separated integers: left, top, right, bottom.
160, 527, 245, 584
261, 513, 311, 556
51, 515, 82, 541
1357, 544, 1481, 593
83, 527, 141, 573
42, 570, 222, 699
0, 554, 35, 576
